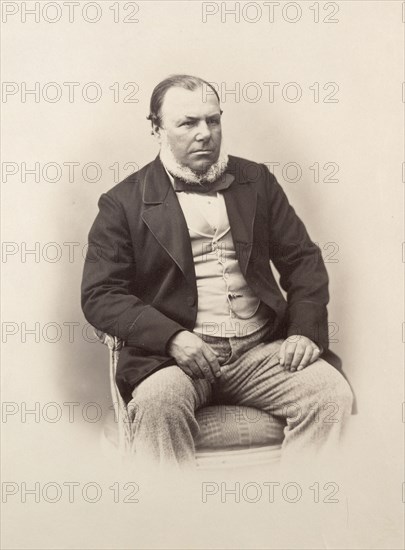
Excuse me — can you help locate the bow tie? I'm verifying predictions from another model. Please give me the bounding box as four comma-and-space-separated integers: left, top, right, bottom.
173, 172, 235, 194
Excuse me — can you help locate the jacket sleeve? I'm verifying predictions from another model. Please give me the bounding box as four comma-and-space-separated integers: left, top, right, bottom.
263, 166, 330, 351
81, 192, 186, 354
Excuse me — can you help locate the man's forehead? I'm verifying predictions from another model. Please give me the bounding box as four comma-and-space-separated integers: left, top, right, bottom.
161, 87, 220, 119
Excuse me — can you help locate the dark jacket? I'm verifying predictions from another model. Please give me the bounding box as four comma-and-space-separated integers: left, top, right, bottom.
81, 155, 330, 403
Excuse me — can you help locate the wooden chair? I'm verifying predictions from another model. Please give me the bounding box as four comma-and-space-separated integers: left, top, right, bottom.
94, 330, 286, 469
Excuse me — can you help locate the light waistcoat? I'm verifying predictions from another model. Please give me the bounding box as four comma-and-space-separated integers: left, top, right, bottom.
174, 185, 271, 338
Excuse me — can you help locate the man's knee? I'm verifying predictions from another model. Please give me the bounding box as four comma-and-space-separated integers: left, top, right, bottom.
306, 360, 353, 415
128, 366, 197, 424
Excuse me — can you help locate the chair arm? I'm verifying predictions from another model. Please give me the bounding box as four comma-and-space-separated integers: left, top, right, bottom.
93, 329, 125, 352
93, 328, 133, 453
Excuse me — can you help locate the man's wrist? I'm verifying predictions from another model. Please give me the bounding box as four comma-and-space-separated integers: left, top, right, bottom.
166, 329, 187, 355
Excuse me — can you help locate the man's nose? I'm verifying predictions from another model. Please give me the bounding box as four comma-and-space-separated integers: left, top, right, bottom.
195, 120, 211, 141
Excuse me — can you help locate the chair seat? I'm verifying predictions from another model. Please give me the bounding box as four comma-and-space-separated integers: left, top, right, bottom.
102, 404, 285, 452
195, 405, 285, 450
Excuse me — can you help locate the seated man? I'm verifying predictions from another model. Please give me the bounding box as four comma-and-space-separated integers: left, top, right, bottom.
81, 74, 353, 467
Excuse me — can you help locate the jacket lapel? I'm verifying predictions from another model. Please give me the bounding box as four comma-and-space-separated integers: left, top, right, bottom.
223, 159, 258, 275
141, 157, 196, 286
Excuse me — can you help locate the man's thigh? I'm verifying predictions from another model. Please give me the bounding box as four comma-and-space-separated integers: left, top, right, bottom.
128, 365, 213, 419
217, 340, 352, 420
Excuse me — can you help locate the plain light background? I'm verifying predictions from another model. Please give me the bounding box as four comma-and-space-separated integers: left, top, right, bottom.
1, 1, 403, 548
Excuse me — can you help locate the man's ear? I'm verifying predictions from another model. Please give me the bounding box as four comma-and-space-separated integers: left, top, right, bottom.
152, 124, 162, 143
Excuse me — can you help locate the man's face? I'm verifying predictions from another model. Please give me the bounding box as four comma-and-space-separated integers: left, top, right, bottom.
156, 86, 222, 173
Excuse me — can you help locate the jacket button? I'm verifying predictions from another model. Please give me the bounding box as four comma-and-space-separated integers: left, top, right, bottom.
187, 296, 195, 306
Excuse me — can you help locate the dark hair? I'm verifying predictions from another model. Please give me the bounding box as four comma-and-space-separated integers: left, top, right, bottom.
147, 74, 222, 129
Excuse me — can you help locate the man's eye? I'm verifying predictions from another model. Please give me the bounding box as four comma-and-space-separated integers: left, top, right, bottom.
180, 121, 194, 127
208, 119, 220, 125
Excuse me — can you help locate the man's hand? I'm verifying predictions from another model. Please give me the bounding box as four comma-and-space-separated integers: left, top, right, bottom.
278, 335, 321, 372
167, 331, 222, 383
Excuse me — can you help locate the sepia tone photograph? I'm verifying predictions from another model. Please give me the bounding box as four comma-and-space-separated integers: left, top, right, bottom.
1, 1, 403, 548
